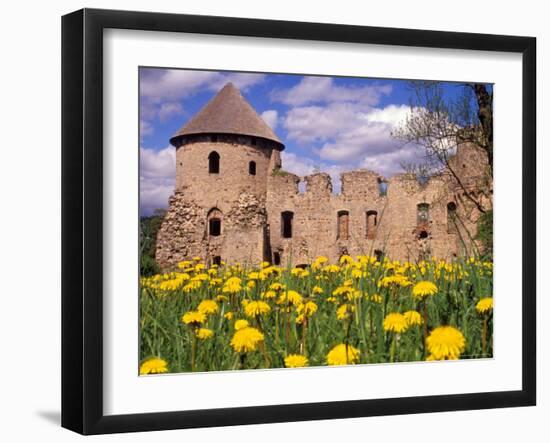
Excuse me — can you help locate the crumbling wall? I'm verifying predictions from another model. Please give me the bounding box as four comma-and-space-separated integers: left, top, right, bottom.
157, 139, 492, 270
264, 143, 491, 265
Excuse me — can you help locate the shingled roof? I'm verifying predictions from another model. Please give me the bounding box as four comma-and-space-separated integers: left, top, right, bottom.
170, 82, 284, 149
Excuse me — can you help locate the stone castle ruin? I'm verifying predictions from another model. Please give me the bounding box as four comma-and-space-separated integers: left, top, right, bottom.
156, 82, 492, 269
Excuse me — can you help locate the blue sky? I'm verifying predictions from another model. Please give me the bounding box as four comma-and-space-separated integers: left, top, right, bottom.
139, 68, 481, 215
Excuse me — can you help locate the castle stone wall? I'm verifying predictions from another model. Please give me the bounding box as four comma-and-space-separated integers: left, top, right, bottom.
157, 136, 491, 270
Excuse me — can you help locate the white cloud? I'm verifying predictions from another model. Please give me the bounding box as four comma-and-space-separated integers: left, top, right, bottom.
141, 69, 265, 101
140, 146, 176, 215
281, 100, 417, 176
261, 110, 279, 131
280, 152, 316, 177
272, 76, 392, 106
360, 144, 425, 177
158, 102, 184, 122
139, 69, 266, 139
140, 120, 153, 138
280, 152, 349, 193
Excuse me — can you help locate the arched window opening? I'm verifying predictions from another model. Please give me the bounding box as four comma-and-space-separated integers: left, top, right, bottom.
212, 256, 222, 266
447, 202, 458, 233
249, 161, 256, 175
209, 218, 221, 236
281, 211, 294, 238
207, 208, 222, 237
337, 210, 350, 240
418, 230, 428, 239
208, 151, 220, 174
273, 251, 281, 265
417, 203, 430, 225
366, 210, 378, 239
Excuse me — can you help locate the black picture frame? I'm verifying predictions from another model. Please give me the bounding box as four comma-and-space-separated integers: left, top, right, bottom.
61, 8, 536, 435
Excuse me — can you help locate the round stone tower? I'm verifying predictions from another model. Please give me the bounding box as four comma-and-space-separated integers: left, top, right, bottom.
156, 82, 284, 269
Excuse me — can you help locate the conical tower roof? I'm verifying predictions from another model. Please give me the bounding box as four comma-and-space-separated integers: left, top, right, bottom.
170, 82, 284, 149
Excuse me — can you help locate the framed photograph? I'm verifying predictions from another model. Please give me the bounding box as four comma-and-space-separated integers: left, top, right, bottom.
62, 8, 536, 435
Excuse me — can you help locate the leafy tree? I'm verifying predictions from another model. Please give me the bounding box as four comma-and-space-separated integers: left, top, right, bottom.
140, 209, 166, 276
393, 81, 493, 214
475, 209, 493, 260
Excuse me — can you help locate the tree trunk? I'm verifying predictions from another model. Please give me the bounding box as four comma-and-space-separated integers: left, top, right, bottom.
473, 84, 493, 171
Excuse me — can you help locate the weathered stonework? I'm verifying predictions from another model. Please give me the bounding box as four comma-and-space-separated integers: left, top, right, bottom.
156, 83, 492, 270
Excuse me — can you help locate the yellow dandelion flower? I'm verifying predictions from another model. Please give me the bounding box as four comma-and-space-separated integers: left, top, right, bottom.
261, 290, 277, 299
230, 327, 264, 353
234, 319, 249, 330
426, 326, 466, 360
278, 290, 303, 306
412, 281, 438, 300
336, 304, 355, 320
209, 277, 222, 286
192, 256, 201, 262
183, 280, 202, 292
224, 312, 234, 320
312, 286, 323, 295
297, 301, 318, 317
323, 264, 341, 273
476, 297, 494, 314
158, 279, 183, 291
332, 285, 354, 297
196, 328, 214, 340
139, 357, 168, 375
270, 282, 285, 291
339, 255, 353, 264
284, 354, 309, 368
326, 343, 360, 366
222, 276, 243, 293
216, 295, 229, 303
312, 256, 329, 268
383, 312, 408, 333
244, 300, 271, 317
403, 310, 423, 327
192, 273, 210, 281
177, 260, 192, 269
351, 268, 367, 279
379, 274, 411, 288
181, 311, 206, 325
298, 269, 310, 278
295, 313, 305, 325
260, 261, 271, 268
197, 299, 219, 315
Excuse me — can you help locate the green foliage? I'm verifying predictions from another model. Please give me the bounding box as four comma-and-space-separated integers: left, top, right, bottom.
475, 209, 493, 260
140, 209, 165, 276
271, 167, 291, 177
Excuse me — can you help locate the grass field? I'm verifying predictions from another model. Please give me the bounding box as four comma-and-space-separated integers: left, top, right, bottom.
139, 255, 493, 375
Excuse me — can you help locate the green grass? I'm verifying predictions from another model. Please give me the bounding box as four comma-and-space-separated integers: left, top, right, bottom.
139, 256, 493, 374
